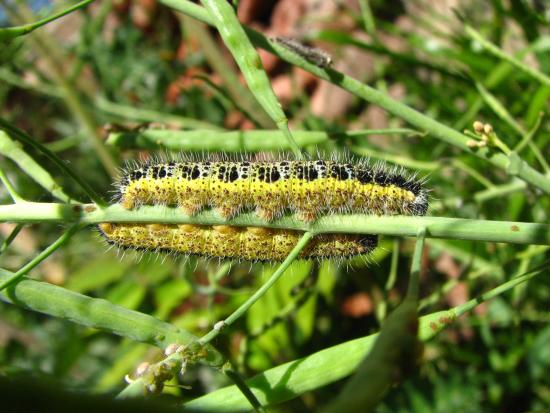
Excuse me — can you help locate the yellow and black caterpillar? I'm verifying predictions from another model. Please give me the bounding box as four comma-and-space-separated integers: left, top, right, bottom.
98, 223, 378, 261
116, 158, 428, 222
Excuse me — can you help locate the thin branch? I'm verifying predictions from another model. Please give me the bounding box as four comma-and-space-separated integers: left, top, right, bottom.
0, 130, 75, 203
454, 258, 550, 317
198, 232, 313, 345
0, 224, 80, 291
224, 368, 266, 413
0, 0, 95, 40
464, 23, 550, 88
408, 228, 426, 300
0, 119, 106, 206
0, 224, 24, 254
95, 97, 225, 131
1, 203, 547, 245
0, 168, 25, 203
106, 128, 421, 152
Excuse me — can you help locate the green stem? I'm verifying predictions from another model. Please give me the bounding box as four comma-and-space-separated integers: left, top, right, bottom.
199, 0, 302, 159
464, 23, 550, 88
224, 367, 266, 413
451, 158, 495, 189
198, 232, 313, 345
279, 122, 304, 160
0, 119, 106, 206
106, 128, 420, 152
0, 0, 95, 40
357, 0, 376, 36
473, 179, 526, 204
0, 168, 25, 203
454, 259, 550, 317
0, 224, 80, 291
408, 228, 426, 300
350, 145, 439, 171
180, 16, 273, 129
94, 97, 224, 131
386, 238, 399, 291
0, 130, 75, 203
0, 223, 23, 254
514, 112, 543, 153
1, 203, 549, 245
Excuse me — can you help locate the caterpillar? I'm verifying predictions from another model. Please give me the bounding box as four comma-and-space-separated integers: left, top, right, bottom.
116, 157, 428, 222
273, 37, 333, 68
98, 223, 378, 261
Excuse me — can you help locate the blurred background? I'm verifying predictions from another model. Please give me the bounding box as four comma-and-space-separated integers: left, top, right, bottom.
1, 0, 550, 411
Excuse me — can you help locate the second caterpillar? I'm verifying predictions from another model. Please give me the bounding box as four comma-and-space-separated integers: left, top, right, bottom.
99, 223, 377, 261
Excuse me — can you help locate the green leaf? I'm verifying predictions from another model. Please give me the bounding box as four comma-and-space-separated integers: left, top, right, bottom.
153, 278, 192, 320
65, 258, 131, 293
105, 280, 146, 310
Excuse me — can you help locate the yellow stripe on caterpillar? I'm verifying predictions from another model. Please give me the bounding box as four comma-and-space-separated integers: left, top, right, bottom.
116, 158, 428, 222
98, 223, 378, 261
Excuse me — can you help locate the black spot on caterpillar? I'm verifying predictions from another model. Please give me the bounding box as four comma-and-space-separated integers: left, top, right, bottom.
115, 156, 428, 222
98, 223, 378, 262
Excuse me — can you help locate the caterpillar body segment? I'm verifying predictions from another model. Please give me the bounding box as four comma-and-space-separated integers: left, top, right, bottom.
98, 223, 378, 262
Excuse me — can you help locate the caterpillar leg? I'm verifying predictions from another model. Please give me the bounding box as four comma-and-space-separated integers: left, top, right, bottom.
120, 194, 136, 210
255, 207, 283, 222
214, 205, 239, 220
296, 209, 318, 223
179, 202, 203, 216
